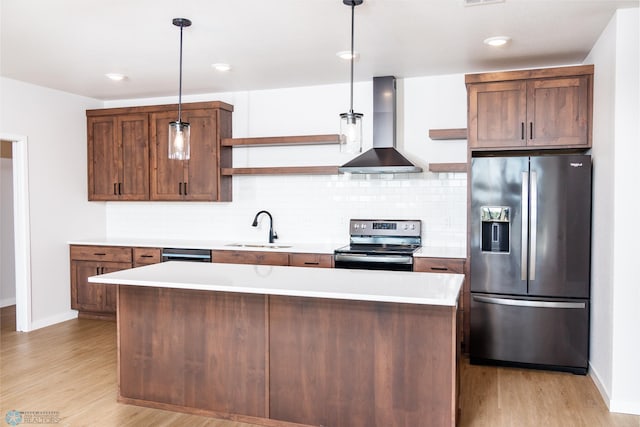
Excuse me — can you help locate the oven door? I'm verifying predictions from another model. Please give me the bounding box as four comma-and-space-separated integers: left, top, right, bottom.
334, 253, 414, 271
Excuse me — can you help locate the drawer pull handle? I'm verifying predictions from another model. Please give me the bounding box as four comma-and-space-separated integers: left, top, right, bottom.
140, 255, 154, 258
94, 253, 107, 256
304, 262, 320, 265
431, 266, 449, 271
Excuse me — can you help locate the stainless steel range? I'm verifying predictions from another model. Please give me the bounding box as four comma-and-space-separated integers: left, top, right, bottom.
334, 219, 421, 271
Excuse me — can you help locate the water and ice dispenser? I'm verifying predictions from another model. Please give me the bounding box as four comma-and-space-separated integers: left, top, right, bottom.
481, 207, 510, 253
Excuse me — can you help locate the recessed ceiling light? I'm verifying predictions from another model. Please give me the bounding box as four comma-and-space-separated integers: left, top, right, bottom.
212, 63, 231, 72
483, 36, 511, 47
336, 50, 360, 61
105, 73, 126, 81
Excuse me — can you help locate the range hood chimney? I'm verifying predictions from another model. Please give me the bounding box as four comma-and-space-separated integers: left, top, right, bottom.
338, 76, 422, 174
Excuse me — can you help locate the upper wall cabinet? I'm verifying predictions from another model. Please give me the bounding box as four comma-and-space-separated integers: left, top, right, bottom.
87, 114, 149, 200
466, 65, 593, 151
86, 101, 233, 202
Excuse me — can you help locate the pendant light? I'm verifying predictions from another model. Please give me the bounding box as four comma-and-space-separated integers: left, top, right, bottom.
168, 18, 192, 160
339, 0, 364, 154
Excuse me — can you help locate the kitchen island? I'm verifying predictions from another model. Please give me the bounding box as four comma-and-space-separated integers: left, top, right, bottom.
90, 261, 463, 427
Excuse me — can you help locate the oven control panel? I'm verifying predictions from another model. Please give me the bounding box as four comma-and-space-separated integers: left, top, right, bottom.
349, 219, 421, 237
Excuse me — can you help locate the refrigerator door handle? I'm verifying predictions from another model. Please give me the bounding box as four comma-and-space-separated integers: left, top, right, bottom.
530, 171, 538, 281
473, 295, 586, 309
521, 171, 529, 281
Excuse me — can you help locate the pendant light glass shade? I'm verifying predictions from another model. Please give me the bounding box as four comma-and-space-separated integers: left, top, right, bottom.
339, 0, 364, 154
168, 18, 191, 161
168, 121, 190, 160
339, 111, 363, 153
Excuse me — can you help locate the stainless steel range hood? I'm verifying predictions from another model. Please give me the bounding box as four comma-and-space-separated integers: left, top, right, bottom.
339, 76, 422, 174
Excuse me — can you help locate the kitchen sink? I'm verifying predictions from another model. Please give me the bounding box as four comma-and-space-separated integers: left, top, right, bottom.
225, 243, 293, 249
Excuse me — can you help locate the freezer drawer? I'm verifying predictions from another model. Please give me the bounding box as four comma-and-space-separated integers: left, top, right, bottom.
470, 293, 589, 374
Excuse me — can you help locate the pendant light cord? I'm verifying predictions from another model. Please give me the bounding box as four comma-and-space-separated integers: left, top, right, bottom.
349, 3, 355, 114
178, 24, 184, 122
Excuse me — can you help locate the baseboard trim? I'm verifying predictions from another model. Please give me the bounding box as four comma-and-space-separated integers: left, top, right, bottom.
0, 297, 16, 308
589, 362, 640, 415
30, 310, 78, 331
589, 362, 611, 410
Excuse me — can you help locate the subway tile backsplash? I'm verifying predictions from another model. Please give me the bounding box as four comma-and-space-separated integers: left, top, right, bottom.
106, 172, 467, 249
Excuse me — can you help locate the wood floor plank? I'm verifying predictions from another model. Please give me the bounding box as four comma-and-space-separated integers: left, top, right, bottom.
1, 305, 639, 427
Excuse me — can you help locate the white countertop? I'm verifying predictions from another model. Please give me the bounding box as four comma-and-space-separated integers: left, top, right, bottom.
89, 261, 463, 307
69, 238, 342, 254
69, 238, 466, 259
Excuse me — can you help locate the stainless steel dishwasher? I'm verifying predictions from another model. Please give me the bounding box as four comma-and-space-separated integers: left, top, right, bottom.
161, 248, 212, 262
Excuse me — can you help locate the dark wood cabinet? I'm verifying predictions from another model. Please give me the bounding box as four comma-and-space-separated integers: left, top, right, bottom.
133, 247, 161, 267
212, 250, 290, 266
87, 114, 149, 200
289, 253, 334, 268
87, 101, 233, 202
466, 65, 593, 150
414, 257, 467, 352
212, 250, 334, 268
70, 245, 132, 320
150, 106, 233, 201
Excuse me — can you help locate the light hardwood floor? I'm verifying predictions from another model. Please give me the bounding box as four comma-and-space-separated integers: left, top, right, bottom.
1, 306, 638, 427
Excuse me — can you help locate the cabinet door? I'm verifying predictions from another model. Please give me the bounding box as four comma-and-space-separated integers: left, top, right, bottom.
183, 109, 219, 201
71, 260, 131, 315
526, 76, 590, 147
118, 114, 149, 200
88, 116, 119, 200
150, 111, 187, 200
72, 261, 105, 312
468, 81, 527, 149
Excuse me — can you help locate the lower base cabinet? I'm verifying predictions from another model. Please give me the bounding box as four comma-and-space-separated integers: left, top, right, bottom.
70, 245, 133, 320
414, 257, 468, 352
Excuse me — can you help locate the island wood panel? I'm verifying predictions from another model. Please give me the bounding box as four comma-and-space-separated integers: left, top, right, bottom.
268, 296, 458, 427
117, 286, 268, 418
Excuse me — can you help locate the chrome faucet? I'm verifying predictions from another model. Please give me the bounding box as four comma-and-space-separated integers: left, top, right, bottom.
252, 210, 278, 243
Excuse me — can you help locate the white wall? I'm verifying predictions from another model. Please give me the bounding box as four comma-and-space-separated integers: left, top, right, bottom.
0, 77, 105, 328
104, 75, 468, 248
0, 150, 15, 307
586, 8, 640, 415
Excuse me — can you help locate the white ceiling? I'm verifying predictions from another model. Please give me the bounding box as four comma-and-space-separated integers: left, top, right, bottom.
1, 0, 638, 100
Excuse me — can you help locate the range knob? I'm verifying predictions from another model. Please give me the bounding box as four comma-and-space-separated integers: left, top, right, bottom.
354, 223, 360, 230
361, 223, 367, 229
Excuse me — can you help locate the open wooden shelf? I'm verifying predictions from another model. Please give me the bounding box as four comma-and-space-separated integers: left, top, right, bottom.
428, 163, 467, 173
221, 166, 340, 176
222, 134, 341, 147
428, 128, 467, 140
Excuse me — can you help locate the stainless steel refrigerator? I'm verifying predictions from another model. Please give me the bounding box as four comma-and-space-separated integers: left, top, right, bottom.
470, 154, 591, 374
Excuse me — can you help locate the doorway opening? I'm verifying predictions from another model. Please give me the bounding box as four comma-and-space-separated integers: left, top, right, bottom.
0, 134, 32, 332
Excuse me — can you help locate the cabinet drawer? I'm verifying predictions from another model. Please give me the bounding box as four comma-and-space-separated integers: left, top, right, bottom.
289, 253, 333, 268
70, 245, 132, 263
133, 247, 161, 267
413, 258, 464, 274
213, 250, 289, 266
